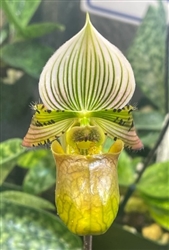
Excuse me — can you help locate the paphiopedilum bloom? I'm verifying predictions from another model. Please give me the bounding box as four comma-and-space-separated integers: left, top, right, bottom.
22, 14, 143, 235
22, 14, 143, 150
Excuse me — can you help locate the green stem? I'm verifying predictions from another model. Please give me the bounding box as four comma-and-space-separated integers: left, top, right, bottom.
83, 235, 92, 250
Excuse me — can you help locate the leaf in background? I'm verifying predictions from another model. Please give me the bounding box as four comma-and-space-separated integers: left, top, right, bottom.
17, 149, 49, 168
117, 151, 138, 186
1, 191, 55, 210
22, 149, 56, 194
1, 0, 41, 28
1, 200, 82, 250
137, 132, 159, 148
140, 193, 169, 230
141, 194, 169, 211
0, 28, 8, 45
133, 111, 164, 148
128, 3, 166, 112
104, 138, 141, 186
0, 138, 26, 185
19, 22, 64, 39
1, 42, 54, 78
92, 223, 166, 250
1, 0, 64, 39
148, 206, 169, 230
133, 111, 164, 131
0, 75, 35, 122
136, 161, 169, 199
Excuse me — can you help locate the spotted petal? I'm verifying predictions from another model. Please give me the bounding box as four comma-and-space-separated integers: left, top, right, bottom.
22, 104, 78, 147
39, 14, 135, 111
90, 105, 143, 150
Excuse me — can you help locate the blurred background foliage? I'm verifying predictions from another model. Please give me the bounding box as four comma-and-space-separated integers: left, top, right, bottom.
0, 0, 169, 249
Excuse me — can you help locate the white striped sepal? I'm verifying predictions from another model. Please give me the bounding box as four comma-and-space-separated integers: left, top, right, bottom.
39, 14, 135, 111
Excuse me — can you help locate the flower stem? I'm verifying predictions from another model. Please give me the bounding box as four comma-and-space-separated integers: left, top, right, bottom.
83, 235, 93, 250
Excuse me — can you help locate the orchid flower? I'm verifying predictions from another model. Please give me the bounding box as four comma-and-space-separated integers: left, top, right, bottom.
22, 14, 143, 236
22, 14, 143, 151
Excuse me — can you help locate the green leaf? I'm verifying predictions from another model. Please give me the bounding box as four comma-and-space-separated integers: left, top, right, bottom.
148, 206, 169, 230
104, 137, 142, 186
136, 161, 169, 199
1, 0, 63, 40
133, 111, 164, 131
141, 193, 169, 211
138, 131, 159, 148
1, 200, 82, 250
128, 3, 167, 112
0, 28, 8, 45
140, 193, 169, 229
17, 149, 50, 168
19, 22, 64, 39
22, 149, 56, 194
0, 75, 36, 121
117, 151, 137, 186
93, 223, 166, 250
1, 191, 55, 210
0, 138, 26, 185
1, 0, 41, 28
1, 42, 54, 78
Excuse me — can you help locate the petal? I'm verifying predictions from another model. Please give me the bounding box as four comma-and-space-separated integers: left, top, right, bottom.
22, 120, 75, 147
22, 104, 78, 147
90, 105, 143, 150
39, 14, 135, 111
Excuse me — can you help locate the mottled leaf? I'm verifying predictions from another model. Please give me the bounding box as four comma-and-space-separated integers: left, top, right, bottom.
1, 191, 55, 210
128, 3, 167, 112
1, 200, 82, 250
1, 42, 54, 79
17, 149, 51, 168
22, 149, 56, 194
136, 161, 169, 199
0, 138, 26, 185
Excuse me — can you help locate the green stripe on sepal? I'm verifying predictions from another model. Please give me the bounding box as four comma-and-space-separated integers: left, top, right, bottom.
39, 14, 135, 111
